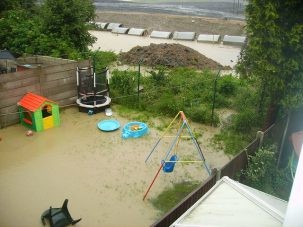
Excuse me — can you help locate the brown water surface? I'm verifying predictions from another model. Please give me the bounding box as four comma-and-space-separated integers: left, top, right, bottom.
0, 107, 229, 227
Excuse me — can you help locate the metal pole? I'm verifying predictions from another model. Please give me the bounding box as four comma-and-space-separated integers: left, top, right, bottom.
211, 69, 221, 126
277, 111, 290, 167
138, 62, 141, 108
143, 162, 164, 201
93, 54, 97, 108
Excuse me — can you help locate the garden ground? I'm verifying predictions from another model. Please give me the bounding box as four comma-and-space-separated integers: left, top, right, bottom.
0, 107, 230, 227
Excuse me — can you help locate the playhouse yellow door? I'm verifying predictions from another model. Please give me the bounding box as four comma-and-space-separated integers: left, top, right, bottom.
43, 116, 54, 130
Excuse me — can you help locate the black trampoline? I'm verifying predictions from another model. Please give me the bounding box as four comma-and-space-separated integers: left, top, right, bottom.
76, 66, 111, 114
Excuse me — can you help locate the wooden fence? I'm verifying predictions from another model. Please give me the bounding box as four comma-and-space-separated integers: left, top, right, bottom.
0, 58, 89, 128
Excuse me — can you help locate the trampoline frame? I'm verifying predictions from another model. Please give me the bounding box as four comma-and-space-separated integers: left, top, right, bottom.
76, 66, 111, 113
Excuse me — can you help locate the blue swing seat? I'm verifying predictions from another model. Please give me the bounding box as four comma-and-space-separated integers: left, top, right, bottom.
163, 155, 178, 173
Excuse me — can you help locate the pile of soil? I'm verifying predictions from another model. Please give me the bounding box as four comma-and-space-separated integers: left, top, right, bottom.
119, 43, 230, 70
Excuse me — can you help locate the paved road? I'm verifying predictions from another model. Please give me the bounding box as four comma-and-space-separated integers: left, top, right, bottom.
94, 0, 246, 20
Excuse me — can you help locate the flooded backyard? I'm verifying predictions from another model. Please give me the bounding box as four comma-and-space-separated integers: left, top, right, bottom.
0, 107, 230, 227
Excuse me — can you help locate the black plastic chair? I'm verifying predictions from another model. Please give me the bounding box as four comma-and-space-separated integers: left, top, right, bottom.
41, 199, 81, 227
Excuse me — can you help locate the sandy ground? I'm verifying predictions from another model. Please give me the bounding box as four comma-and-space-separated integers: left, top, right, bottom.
90, 30, 241, 68
0, 107, 230, 227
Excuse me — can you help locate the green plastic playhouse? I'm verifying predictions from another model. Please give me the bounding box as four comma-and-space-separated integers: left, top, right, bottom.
18, 92, 60, 132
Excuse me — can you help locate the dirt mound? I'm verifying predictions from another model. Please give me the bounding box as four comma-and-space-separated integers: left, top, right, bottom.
119, 43, 229, 70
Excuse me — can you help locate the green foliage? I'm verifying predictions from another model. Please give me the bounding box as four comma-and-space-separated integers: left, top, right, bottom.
0, 0, 36, 16
213, 129, 252, 155
218, 75, 239, 96
110, 70, 138, 107
113, 105, 154, 126
230, 109, 260, 134
0, 9, 35, 55
110, 67, 246, 126
0, 0, 96, 58
94, 51, 117, 71
151, 181, 199, 214
187, 105, 219, 126
82, 51, 117, 72
212, 78, 264, 155
214, 108, 261, 155
41, 0, 96, 53
148, 66, 167, 86
240, 145, 293, 200
237, 0, 303, 124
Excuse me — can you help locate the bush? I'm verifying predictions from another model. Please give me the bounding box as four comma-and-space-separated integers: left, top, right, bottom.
148, 66, 167, 86
233, 84, 259, 111
240, 145, 293, 200
187, 105, 219, 126
213, 129, 251, 155
109, 67, 249, 130
110, 70, 138, 107
218, 75, 239, 96
231, 109, 260, 134
93, 51, 117, 71
152, 93, 183, 117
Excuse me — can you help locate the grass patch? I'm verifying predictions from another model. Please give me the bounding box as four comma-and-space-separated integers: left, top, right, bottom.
151, 181, 200, 214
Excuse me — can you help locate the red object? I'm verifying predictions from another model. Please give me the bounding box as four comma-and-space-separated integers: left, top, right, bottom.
18, 92, 53, 112
143, 163, 164, 201
23, 118, 33, 125
290, 131, 303, 157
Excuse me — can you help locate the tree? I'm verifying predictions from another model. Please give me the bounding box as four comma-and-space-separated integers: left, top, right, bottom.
41, 0, 96, 53
0, 0, 95, 58
0, 9, 80, 58
0, 0, 36, 16
0, 9, 39, 55
237, 0, 303, 128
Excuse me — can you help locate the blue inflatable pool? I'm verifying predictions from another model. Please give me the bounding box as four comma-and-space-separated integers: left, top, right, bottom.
122, 122, 148, 139
97, 119, 120, 132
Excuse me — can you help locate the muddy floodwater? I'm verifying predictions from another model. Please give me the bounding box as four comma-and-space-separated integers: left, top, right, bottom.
90, 31, 241, 68
94, 0, 246, 20
0, 107, 229, 227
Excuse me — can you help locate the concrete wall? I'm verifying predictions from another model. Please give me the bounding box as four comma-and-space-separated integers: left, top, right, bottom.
0, 58, 89, 128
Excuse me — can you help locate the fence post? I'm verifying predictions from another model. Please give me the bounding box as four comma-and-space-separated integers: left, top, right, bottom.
256, 131, 264, 149
137, 59, 143, 108
211, 69, 221, 126
214, 168, 221, 181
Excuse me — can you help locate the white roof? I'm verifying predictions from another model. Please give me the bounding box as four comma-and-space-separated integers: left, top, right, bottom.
170, 176, 287, 227
112, 27, 129, 34
223, 35, 246, 45
106, 23, 122, 31
95, 22, 108, 29
173, 32, 196, 41
284, 148, 303, 226
128, 28, 147, 36
197, 34, 220, 43
150, 31, 172, 39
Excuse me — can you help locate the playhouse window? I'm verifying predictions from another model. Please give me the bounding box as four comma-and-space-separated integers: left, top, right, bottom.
42, 105, 52, 118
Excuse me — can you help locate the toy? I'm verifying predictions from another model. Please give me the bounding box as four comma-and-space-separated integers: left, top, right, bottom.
18, 92, 60, 132
122, 122, 148, 139
143, 111, 211, 200
76, 66, 111, 114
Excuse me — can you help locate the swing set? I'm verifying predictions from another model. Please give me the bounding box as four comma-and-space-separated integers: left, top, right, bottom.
143, 111, 211, 200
